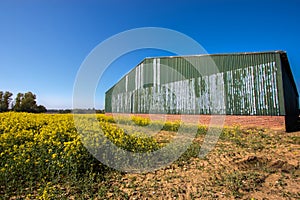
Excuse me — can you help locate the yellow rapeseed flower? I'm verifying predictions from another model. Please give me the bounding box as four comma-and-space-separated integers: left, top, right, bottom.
51, 154, 57, 159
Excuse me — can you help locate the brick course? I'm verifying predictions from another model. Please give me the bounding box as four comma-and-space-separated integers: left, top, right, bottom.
105, 113, 285, 130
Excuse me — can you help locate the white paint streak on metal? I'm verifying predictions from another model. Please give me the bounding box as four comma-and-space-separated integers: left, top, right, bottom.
125, 75, 128, 92
135, 67, 137, 90
157, 58, 160, 88
141, 63, 144, 88
262, 63, 268, 113
250, 66, 256, 115
137, 65, 140, 89
153, 59, 156, 88
216, 73, 225, 114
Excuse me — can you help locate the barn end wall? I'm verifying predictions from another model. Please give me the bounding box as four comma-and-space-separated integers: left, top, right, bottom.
280, 53, 299, 132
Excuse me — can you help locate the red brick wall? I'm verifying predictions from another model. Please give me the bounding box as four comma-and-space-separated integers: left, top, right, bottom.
105, 113, 286, 130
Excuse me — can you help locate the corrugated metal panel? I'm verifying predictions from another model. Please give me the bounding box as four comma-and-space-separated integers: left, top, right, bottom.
105, 51, 299, 130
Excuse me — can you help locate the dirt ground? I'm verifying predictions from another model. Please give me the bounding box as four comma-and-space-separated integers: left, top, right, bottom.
104, 129, 300, 199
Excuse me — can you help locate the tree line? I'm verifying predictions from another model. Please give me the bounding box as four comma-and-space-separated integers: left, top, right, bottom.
0, 91, 47, 113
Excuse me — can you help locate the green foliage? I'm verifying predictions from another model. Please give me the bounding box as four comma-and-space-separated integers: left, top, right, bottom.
0, 90, 47, 113
0, 91, 13, 112
176, 142, 201, 163
218, 171, 266, 198
0, 113, 164, 197
162, 121, 181, 132
99, 121, 161, 153
13, 92, 47, 113
0, 113, 105, 197
131, 116, 151, 126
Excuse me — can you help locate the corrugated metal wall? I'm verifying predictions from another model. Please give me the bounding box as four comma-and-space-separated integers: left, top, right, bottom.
279, 53, 299, 131
106, 51, 294, 115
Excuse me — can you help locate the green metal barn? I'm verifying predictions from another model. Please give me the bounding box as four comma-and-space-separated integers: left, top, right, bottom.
105, 51, 299, 131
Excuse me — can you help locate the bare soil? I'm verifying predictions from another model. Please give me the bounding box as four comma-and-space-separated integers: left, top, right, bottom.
104, 129, 300, 199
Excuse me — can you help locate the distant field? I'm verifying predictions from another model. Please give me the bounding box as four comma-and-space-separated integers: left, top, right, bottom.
1, 113, 299, 199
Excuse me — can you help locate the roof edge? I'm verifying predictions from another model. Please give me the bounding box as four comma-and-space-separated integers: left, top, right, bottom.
143, 50, 286, 60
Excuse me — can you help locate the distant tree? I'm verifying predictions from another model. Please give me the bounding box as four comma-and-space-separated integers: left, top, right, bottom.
0, 91, 3, 112
13, 91, 47, 113
35, 105, 47, 113
20, 92, 37, 112
3, 91, 13, 111
0, 91, 13, 112
0, 91, 3, 111
13, 93, 23, 112
96, 109, 105, 114
58, 109, 72, 114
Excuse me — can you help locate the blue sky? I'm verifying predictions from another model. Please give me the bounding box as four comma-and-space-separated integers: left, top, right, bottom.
0, 0, 299, 109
